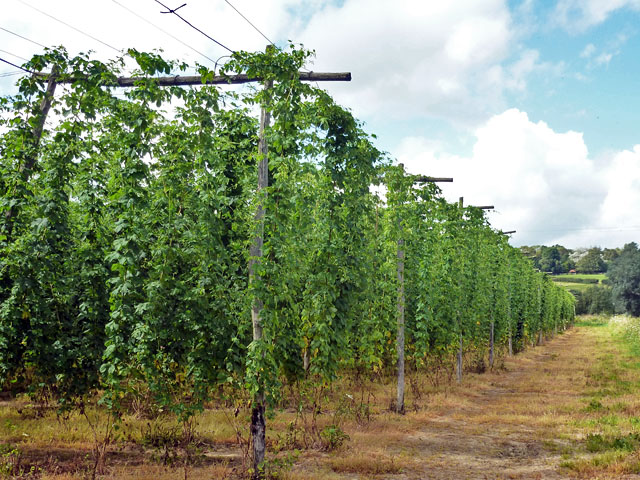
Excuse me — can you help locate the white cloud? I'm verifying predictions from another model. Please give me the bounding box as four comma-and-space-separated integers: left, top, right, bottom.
594, 52, 613, 66
553, 0, 640, 32
580, 43, 596, 58
293, 0, 537, 127
395, 108, 640, 248
579, 43, 615, 69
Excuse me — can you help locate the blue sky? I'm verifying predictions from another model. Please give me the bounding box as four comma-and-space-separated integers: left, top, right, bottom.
509, 2, 640, 157
2, 0, 640, 248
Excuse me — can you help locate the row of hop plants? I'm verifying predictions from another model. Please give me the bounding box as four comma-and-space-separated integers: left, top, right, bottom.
0, 45, 575, 477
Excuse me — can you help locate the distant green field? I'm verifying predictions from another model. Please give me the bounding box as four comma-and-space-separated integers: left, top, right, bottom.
554, 282, 594, 293
552, 273, 608, 294
553, 273, 607, 282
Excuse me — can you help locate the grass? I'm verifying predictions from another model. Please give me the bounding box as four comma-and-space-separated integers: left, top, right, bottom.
552, 273, 608, 293
328, 453, 403, 475
553, 273, 607, 282
3, 316, 640, 478
554, 282, 595, 292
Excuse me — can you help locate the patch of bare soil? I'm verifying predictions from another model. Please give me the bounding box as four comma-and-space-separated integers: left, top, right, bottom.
291, 328, 605, 480
397, 340, 579, 479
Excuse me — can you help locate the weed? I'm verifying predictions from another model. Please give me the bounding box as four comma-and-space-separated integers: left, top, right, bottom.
0, 443, 21, 476
584, 399, 605, 412
585, 433, 640, 452
141, 420, 181, 465
319, 425, 350, 451
256, 450, 300, 479
598, 414, 621, 426
0, 443, 40, 478
275, 421, 305, 451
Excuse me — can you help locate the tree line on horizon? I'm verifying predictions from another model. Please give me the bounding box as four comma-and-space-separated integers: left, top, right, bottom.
524, 243, 640, 317
519, 244, 617, 275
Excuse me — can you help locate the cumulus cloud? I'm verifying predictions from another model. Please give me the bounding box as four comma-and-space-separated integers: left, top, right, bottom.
0, 1, 561, 133
395, 108, 640, 248
292, 0, 548, 127
555, 146, 640, 247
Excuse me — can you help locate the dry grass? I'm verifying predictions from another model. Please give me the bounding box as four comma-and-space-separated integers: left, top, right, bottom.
4, 316, 640, 478
329, 453, 404, 475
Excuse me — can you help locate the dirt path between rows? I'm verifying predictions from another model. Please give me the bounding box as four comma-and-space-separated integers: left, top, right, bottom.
400, 333, 579, 480
293, 324, 639, 480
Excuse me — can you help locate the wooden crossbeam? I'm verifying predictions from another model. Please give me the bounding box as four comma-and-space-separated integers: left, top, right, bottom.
47, 71, 351, 87
413, 176, 453, 183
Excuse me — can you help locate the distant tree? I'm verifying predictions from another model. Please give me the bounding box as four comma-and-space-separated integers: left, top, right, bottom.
603, 248, 621, 263
574, 286, 615, 315
576, 247, 606, 273
539, 245, 572, 273
520, 245, 540, 268
608, 242, 640, 316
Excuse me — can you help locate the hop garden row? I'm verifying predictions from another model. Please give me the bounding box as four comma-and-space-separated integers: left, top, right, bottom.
0, 46, 574, 476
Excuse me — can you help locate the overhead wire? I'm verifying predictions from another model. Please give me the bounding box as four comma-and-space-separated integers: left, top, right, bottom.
153, 0, 234, 54
0, 49, 28, 62
0, 57, 35, 74
15, 0, 121, 53
220, 0, 313, 74
0, 26, 46, 48
0, 71, 23, 78
110, 0, 216, 64
223, 0, 275, 47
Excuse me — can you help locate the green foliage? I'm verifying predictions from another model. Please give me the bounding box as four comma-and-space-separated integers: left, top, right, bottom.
586, 433, 640, 452
553, 276, 600, 284
576, 248, 607, 274
0, 46, 576, 470
522, 244, 574, 273
320, 424, 350, 451
574, 286, 615, 315
608, 243, 640, 316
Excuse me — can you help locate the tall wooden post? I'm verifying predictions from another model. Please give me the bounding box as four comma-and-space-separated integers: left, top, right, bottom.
489, 314, 495, 369
249, 76, 272, 479
508, 277, 513, 356
394, 170, 452, 413
456, 196, 464, 384
4, 66, 59, 237
396, 164, 406, 414
396, 232, 405, 413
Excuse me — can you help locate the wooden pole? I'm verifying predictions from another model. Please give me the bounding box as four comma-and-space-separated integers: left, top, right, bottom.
395, 167, 452, 413
489, 313, 495, 369
50, 71, 351, 87
508, 272, 513, 356
456, 196, 464, 384
4, 65, 59, 237
394, 164, 406, 414
396, 225, 405, 414
413, 176, 453, 183
249, 76, 272, 479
